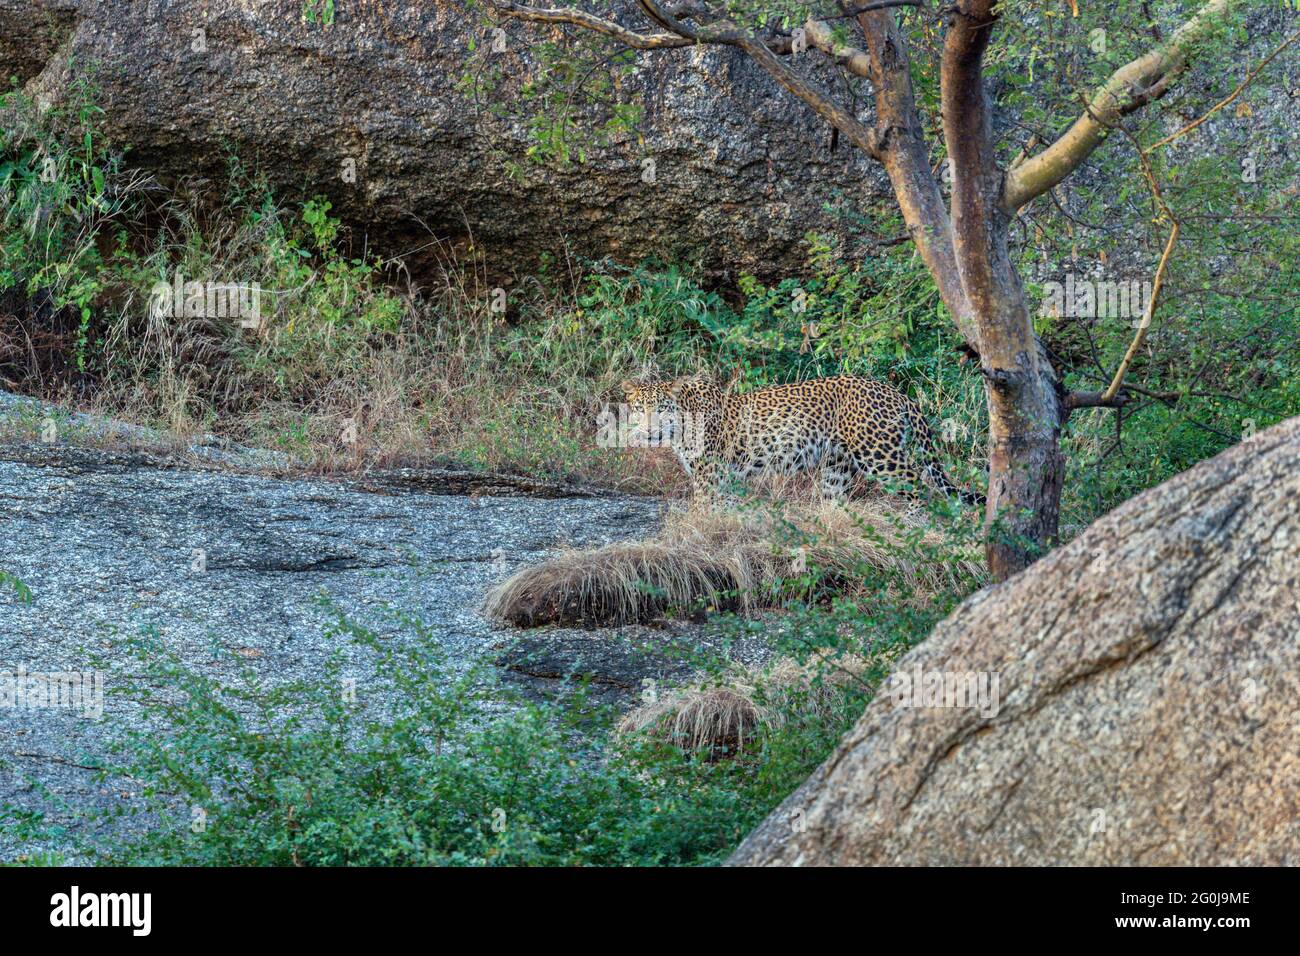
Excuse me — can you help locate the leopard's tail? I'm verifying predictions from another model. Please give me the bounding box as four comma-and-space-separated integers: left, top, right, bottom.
921, 458, 986, 508
911, 413, 985, 507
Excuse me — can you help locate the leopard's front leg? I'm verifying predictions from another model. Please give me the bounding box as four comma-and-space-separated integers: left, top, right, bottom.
694, 460, 753, 506
690, 458, 725, 501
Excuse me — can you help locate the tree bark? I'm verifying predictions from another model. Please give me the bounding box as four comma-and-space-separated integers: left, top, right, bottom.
847, 10, 977, 347
941, 0, 1064, 578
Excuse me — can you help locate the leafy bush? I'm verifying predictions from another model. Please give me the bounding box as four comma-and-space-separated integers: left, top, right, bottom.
0, 77, 150, 380
0, 570, 32, 605
84, 604, 876, 866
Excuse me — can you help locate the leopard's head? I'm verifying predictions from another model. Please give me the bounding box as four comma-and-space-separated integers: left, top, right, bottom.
620, 377, 722, 465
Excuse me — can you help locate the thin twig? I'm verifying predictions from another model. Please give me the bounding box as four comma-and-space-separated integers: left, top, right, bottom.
1147, 30, 1300, 152
1101, 125, 1181, 404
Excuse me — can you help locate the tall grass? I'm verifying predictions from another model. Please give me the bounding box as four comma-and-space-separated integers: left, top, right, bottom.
1, 82, 991, 494
485, 487, 984, 627
0, 89, 703, 486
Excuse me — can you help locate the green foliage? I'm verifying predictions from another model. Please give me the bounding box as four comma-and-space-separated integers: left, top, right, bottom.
458, 8, 643, 169
573, 260, 725, 372
0, 94, 417, 440
573, 236, 954, 383
703, 232, 947, 383
0, 570, 32, 605
83, 604, 877, 866
301, 0, 335, 27
0, 76, 134, 371
231, 195, 405, 401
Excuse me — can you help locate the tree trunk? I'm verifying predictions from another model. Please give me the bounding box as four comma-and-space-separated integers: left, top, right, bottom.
941, 1, 1065, 579
850, 10, 977, 345
973, 216, 1065, 580
982, 328, 1065, 579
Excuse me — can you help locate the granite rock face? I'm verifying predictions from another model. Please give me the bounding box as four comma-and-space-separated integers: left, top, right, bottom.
730, 415, 1300, 866
3, 2, 1293, 290
0, 0, 879, 283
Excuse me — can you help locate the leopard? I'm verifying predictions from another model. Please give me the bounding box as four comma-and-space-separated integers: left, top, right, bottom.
620, 374, 984, 507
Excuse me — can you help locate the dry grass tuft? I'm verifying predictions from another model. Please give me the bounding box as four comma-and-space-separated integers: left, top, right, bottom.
484, 486, 983, 627
615, 653, 879, 758
622, 686, 762, 758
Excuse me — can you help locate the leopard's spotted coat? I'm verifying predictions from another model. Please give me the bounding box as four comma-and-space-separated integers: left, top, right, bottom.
621, 374, 984, 506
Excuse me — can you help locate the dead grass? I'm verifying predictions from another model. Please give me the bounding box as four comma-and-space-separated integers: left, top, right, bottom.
483, 483, 985, 627
0, 142, 698, 490
615, 652, 881, 758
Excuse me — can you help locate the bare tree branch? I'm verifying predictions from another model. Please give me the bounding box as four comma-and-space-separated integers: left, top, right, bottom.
804, 18, 873, 77
632, 0, 885, 154
491, 2, 693, 48
1001, 0, 1239, 215
1063, 390, 1133, 411
1101, 124, 1183, 404
715, 29, 883, 156
827, 1, 926, 17
1147, 29, 1299, 152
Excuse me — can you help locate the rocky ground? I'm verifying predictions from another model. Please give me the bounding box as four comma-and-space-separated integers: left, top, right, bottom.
0, 398, 766, 861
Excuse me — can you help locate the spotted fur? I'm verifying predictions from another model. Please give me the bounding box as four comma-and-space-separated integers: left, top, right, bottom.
621, 374, 984, 506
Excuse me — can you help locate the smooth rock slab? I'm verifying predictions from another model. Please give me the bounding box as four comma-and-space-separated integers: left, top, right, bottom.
0, 440, 678, 859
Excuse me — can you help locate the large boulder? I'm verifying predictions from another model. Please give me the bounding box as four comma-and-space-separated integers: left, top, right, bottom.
0, 0, 879, 283
730, 415, 1300, 865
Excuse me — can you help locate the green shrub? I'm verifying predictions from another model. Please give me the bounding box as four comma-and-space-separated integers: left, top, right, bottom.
71, 604, 864, 866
